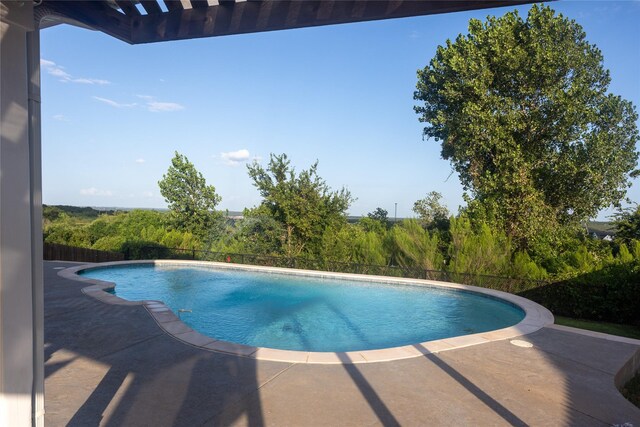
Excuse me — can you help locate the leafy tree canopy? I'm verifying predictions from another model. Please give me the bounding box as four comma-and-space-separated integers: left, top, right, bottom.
247, 153, 354, 257
363, 207, 390, 232
413, 191, 450, 229
613, 204, 640, 244
367, 207, 389, 224
158, 151, 222, 240
414, 5, 639, 248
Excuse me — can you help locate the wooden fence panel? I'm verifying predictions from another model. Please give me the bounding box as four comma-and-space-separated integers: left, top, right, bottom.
43, 243, 124, 263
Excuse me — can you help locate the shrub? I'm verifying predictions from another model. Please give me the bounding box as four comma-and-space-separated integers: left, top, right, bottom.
511, 251, 547, 280
520, 261, 640, 326
447, 217, 511, 276
354, 230, 389, 266
390, 219, 443, 270
92, 235, 126, 252
121, 240, 170, 260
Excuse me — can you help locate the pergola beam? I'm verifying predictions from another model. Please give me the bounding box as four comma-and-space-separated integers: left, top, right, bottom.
190, 0, 211, 8
131, 0, 534, 44
42, 0, 131, 43
115, 0, 141, 17
40, 0, 536, 45
140, 0, 163, 15
164, 0, 186, 12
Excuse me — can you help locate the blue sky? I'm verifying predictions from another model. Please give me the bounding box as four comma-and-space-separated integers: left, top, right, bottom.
40, 1, 640, 220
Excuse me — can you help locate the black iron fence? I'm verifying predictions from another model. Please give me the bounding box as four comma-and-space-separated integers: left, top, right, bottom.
138, 246, 546, 294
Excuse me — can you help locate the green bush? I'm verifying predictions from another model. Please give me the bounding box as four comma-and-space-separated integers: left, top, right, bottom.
92, 235, 126, 252
447, 217, 511, 276
520, 261, 640, 326
353, 230, 389, 266
511, 251, 547, 280
390, 219, 443, 270
121, 240, 170, 260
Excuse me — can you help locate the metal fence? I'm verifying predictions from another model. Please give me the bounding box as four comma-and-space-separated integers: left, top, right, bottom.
141, 246, 545, 294
41, 241, 545, 293
44, 242, 124, 263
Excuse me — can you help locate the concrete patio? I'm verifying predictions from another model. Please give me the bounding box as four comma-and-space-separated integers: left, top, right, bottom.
44, 261, 640, 426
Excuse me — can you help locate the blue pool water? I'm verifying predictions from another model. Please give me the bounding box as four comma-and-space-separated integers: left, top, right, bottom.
81, 264, 525, 352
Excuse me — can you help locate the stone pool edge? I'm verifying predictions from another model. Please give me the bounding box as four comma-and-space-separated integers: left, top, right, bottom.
59, 259, 555, 365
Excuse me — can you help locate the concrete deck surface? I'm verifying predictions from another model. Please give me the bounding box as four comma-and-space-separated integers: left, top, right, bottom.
44, 261, 640, 426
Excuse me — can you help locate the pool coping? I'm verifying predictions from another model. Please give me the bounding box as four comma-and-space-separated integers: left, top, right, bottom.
59, 259, 554, 364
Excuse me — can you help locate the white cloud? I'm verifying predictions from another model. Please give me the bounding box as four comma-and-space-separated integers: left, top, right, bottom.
52, 114, 69, 122
73, 77, 110, 85
220, 149, 251, 166
93, 96, 137, 108
47, 67, 71, 80
135, 158, 145, 164
92, 93, 184, 112
136, 94, 184, 112
95, 94, 183, 111
147, 101, 185, 112
41, 59, 110, 85
80, 187, 113, 197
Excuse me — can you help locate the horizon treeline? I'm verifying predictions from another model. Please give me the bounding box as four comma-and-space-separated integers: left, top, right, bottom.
42, 186, 640, 284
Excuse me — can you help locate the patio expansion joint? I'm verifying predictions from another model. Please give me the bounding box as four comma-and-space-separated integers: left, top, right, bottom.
256, 362, 299, 391
533, 342, 625, 378
93, 332, 166, 360
557, 397, 620, 426
434, 346, 624, 426
43, 303, 100, 319
548, 324, 640, 345
200, 362, 299, 425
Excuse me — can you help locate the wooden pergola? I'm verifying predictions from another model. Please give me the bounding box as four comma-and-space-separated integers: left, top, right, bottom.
39, 0, 534, 43
0, 1, 536, 426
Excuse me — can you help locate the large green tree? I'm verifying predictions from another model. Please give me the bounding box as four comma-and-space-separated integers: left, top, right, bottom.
365, 207, 390, 231
414, 5, 639, 248
413, 191, 450, 229
158, 151, 223, 240
246, 153, 353, 257
613, 204, 640, 244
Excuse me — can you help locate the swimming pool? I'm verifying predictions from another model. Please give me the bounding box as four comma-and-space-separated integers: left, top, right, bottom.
79, 262, 526, 353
